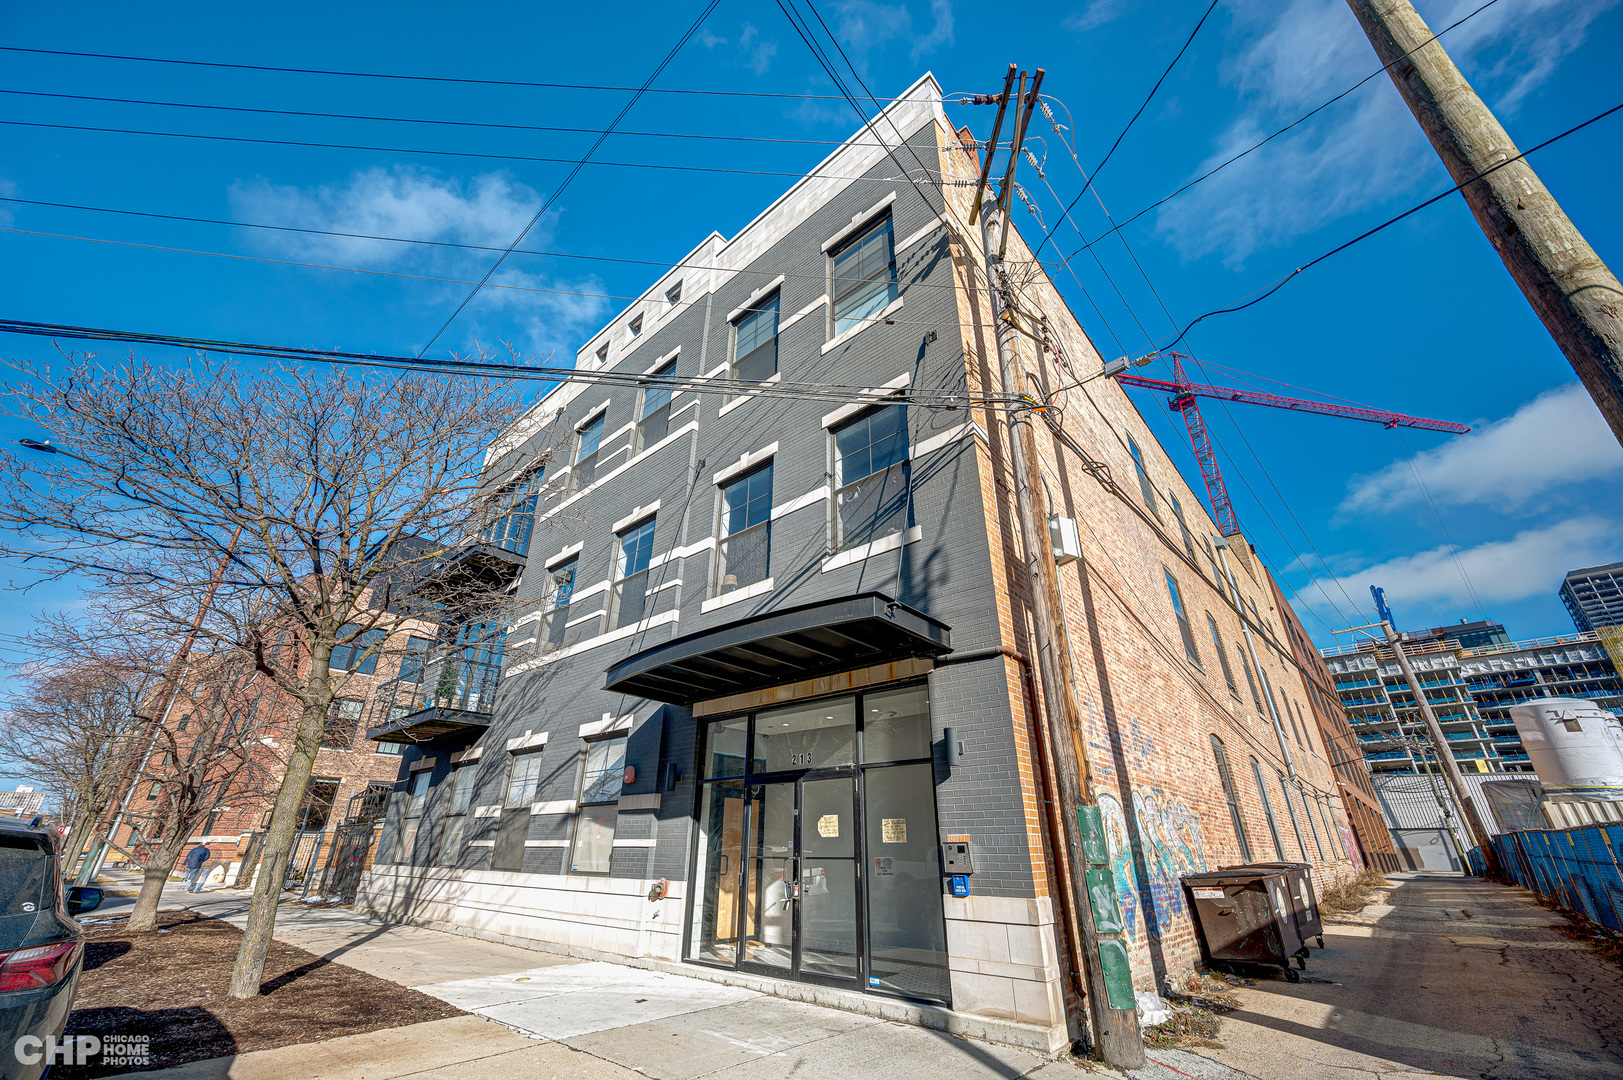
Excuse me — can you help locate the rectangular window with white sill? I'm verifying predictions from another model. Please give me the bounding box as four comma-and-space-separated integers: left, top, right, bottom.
571, 736, 628, 874
637, 361, 677, 452
832, 404, 910, 553
570, 414, 606, 494
732, 293, 780, 385
716, 462, 772, 596
537, 557, 577, 653
830, 215, 897, 334
611, 516, 657, 630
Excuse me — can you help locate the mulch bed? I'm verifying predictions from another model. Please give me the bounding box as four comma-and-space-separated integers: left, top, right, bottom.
60, 910, 464, 1077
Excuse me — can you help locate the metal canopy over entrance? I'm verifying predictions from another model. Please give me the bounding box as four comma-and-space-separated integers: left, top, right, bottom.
603, 593, 951, 705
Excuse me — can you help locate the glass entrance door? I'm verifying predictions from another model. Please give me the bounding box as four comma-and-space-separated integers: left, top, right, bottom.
687, 684, 945, 1002
733, 772, 860, 986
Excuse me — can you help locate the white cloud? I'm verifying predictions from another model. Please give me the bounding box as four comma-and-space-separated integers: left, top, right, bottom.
0, 177, 15, 228
1341, 383, 1623, 513
228, 166, 609, 360
1157, 0, 1618, 263
1064, 0, 1125, 32
228, 166, 545, 267
1335, 516, 1620, 609
911, 0, 955, 62
828, 0, 913, 76
700, 28, 728, 48
739, 23, 779, 75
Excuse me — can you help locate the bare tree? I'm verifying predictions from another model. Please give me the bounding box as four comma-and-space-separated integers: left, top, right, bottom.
0, 656, 152, 867
120, 650, 282, 931
0, 353, 531, 996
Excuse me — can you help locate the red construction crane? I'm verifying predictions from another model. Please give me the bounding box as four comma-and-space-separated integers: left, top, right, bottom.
1111, 352, 1471, 537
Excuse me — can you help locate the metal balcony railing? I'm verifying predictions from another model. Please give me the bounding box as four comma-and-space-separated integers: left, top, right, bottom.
374, 640, 503, 724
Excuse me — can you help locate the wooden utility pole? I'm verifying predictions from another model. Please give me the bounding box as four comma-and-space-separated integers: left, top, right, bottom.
1383, 623, 1498, 872
1344, 0, 1623, 446
978, 67, 1145, 1069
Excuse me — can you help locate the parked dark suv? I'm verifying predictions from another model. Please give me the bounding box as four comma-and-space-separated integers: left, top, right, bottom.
0, 819, 102, 1080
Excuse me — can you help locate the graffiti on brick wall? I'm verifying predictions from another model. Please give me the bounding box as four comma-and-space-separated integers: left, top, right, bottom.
1096, 793, 1139, 938
1133, 789, 1209, 926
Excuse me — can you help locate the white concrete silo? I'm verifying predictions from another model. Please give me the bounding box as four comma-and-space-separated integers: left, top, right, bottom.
1507, 696, 1623, 801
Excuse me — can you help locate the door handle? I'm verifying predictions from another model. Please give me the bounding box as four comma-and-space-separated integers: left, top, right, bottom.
718, 854, 729, 875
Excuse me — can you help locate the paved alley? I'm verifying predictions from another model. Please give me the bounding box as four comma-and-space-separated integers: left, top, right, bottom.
1187, 873, 1623, 1080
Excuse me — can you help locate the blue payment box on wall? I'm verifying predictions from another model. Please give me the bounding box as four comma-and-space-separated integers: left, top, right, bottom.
950, 875, 970, 897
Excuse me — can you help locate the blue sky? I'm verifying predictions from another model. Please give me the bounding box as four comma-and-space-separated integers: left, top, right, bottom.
0, 0, 1620, 699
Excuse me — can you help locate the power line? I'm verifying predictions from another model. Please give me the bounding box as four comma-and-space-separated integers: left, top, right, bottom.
0, 224, 983, 332
1029, 0, 1221, 259
1057, 0, 1505, 263
0, 194, 975, 297
0, 44, 909, 100
0, 316, 1008, 411
0, 86, 942, 149
0, 118, 946, 184
423, 0, 720, 357
1153, 97, 1623, 352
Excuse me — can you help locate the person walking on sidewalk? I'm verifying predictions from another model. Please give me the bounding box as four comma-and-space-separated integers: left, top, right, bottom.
182, 844, 212, 893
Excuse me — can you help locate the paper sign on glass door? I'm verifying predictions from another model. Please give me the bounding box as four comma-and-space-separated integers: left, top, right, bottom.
881, 818, 907, 843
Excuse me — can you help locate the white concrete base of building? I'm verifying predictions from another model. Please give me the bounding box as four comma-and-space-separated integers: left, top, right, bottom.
356, 864, 1073, 1053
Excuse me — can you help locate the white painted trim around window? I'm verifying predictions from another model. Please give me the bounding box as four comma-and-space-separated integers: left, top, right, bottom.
821, 294, 904, 356
579, 713, 635, 738
820, 191, 898, 253
895, 214, 947, 255
530, 800, 577, 815
718, 372, 781, 416
524, 839, 571, 847
544, 541, 584, 569
822, 371, 911, 428
505, 731, 549, 752
701, 577, 774, 613
781, 296, 828, 334
712, 442, 779, 486
612, 501, 660, 534
726, 275, 786, 323
612, 838, 657, 848
771, 485, 829, 520
822, 525, 923, 573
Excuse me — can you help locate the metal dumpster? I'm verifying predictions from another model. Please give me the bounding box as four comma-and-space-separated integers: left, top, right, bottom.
1182, 868, 1307, 982
1232, 861, 1323, 949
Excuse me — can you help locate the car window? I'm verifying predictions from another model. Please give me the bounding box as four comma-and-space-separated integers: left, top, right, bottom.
0, 837, 50, 916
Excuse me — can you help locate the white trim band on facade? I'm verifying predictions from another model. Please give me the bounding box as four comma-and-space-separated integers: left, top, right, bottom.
472, 805, 501, 819
717, 373, 782, 416
611, 838, 657, 848
612, 501, 661, 533
820, 294, 905, 356
912, 422, 976, 460
895, 214, 948, 256
820, 191, 898, 252
524, 839, 571, 848
506, 731, 549, 752
713, 442, 779, 486
530, 800, 577, 815
504, 609, 682, 677
409, 756, 438, 773
450, 747, 484, 764
469, 839, 495, 847
545, 541, 585, 569
575, 400, 611, 430
726, 275, 787, 323
771, 485, 830, 520
780, 296, 828, 334
580, 713, 635, 738
701, 577, 775, 613
822, 371, 912, 428
822, 525, 923, 573
618, 793, 662, 811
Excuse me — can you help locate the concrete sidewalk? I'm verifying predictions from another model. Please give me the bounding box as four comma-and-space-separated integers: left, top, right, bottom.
101, 885, 1235, 1080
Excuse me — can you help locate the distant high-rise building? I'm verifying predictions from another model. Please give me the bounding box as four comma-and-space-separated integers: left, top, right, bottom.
1560, 562, 1623, 633
1320, 621, 1622, 777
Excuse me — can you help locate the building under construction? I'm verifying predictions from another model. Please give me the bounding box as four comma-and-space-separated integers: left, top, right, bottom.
1320, 625, 1622, 776
360, 75, 1358, 1052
